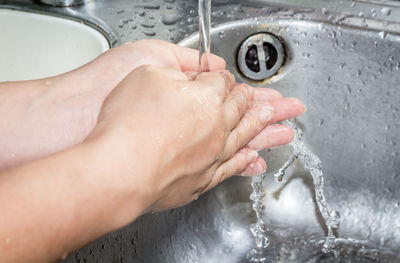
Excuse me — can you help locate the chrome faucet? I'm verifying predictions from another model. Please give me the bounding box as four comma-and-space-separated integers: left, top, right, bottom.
36, 0, 89, 7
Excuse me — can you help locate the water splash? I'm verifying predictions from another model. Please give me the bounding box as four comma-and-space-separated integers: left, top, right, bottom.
248, 120, 341, 262
275, 121, 340, 253
247, 173, 270, 262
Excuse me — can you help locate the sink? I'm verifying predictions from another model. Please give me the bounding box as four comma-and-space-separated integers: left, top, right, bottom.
180, 15, 400, 262
179, 17, 400, 262
62, 3, 399, 261
0, 9, 109, 81
0, 1, 394, 262
66, 7, 399, 263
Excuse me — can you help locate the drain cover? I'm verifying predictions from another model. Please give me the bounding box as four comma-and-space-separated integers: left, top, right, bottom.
237, 33, 284, 81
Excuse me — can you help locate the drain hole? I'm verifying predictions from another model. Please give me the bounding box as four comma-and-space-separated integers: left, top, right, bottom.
264, 42, 278, 70
238, 33, 285, 81
245, 45, 260, 73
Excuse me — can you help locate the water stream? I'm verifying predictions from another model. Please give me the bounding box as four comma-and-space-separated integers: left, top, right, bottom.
197, 1, 341, 262
247, 120, 341, 262
198, 0, 212, 72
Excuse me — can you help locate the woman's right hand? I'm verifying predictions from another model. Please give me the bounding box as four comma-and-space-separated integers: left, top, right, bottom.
0, 64, 305, 263
86, 65, 306, 215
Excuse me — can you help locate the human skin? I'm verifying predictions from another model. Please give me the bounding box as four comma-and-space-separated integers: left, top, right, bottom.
0, 40, 305, 262
0, 40, 295, 171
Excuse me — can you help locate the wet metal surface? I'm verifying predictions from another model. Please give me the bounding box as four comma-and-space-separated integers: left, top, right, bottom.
1, 0, 399, 262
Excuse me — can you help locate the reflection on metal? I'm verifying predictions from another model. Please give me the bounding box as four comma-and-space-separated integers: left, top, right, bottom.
36, 0, 89, 7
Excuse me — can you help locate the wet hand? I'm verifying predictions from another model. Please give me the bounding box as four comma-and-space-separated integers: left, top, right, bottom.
85, 39, 226, 93
86, 65, 305, 213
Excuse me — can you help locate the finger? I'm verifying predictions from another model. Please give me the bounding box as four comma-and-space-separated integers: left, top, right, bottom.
252, 87, 283, 104
194, 70, 235, 98
152, 66, 189, 81
184, 71, 198, 80
201, 148, 259, 193
223, 103, 274, 159
247, 124, 294, 151
268, 98, 306, 124
174, 48, 226, 71
223, 83, 254, 131
240, 157, 267, 176
153, 40, 226, 71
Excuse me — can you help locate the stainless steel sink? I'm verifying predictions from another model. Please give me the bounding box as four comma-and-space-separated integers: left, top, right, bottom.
1, 0, 398, 262
180, 15, 400, 262
71, 4, 399, 262
126, 12, 400, 263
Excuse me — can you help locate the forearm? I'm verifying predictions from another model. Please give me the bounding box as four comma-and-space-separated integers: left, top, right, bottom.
0, 62, 112, 171
0, 135, 147, 262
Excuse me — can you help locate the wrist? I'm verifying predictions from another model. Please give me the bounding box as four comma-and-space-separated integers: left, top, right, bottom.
80, 127, 157, 229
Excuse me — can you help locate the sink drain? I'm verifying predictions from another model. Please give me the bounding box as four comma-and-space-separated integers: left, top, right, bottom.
237, 33, 284, 81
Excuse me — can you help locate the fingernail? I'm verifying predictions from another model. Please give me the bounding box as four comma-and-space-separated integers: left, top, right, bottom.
260, 106, 273, 123
289, 98, 307, 114
256, 162, 267, 174
247, 150, 259, 163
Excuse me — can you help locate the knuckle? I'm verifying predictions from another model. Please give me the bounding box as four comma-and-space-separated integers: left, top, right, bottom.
215, 166, 228, 185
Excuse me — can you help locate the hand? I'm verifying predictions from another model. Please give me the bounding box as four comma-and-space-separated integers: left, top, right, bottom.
0, 40, 226, 170
86, 65, 305, 213
0, 62, 305, 263
81, 39, 226, 94
0, 41, 306, 262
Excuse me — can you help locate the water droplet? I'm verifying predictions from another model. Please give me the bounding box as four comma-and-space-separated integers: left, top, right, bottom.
379, 31, 387, 39
212, 9, 226, 17
136, 10, 146, 17
160, 13, 181, 25
302, 52, 311, 58
381, 7, 391, 16
141, 18, 156, 28
361, 143, 367, 149
328, 31, 336, 39
345, 84, 352, 94
143, 30, 156, 37
218, 31, 225, 39
136, 3, 160, 9
118, 18, 134, 28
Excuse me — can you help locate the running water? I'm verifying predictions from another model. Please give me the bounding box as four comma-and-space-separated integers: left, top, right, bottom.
196, 1, 340, 259
247, 120, 341, 262
274, 121, 340, 253
198, 0, 211, 72
247, 173, 270, 262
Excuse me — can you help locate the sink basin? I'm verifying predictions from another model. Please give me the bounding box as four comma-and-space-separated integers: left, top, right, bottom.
181, 16, 400, 262
179, 18, 400, 262
0, 9, 109, 81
